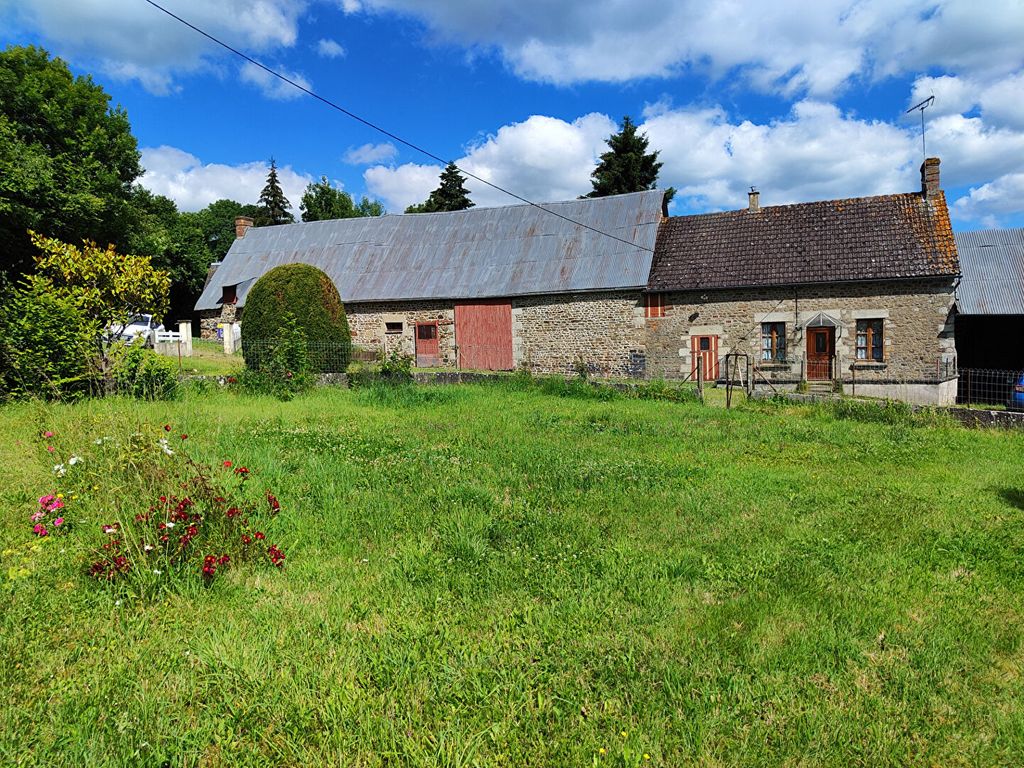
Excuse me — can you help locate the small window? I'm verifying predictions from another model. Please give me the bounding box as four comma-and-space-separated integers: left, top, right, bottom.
643, 293, 666, 318
761, 322, 786, 362
699, 337, 711, 351
856, 319, 884, 361
385, 321, 403, 334
417, 323, 437, 340
220, 285, 237, 305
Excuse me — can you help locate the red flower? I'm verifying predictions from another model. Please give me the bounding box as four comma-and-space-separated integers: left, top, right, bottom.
234, 466, 250, 477
163, 424, 171, 432
266, 492, 281, 514
226, 507, 241, 519
241, 534, 252, 545
218, 554, 230, 565
223, 460, 233, 468
254, 531, 265, 541
180, 434, 188, 441
267, 544, 286, 568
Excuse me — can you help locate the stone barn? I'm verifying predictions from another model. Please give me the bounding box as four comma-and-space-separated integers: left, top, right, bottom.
195, 190, 667, 376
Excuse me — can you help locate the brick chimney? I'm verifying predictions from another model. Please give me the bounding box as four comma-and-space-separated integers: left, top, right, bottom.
921, 157, 940, 199
234, 216, 254, 239
748, 186, 760, 211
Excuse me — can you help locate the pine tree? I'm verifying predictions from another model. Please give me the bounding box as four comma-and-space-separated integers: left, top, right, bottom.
586, 116, 665, 198
254, 158, 295, 226
405, 163, 475, 213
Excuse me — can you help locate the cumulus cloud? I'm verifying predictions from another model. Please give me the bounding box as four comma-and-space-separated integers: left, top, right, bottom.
363, 163, 443, 212
1, 0, 305, 94
911, 72, 1024, 131
316, 38, 346, 58
239, 61, 311, 99
343, 142, 398, 164
139, 145, 312, 212
343, 0, 1024, 96
953, 173, 1024, 227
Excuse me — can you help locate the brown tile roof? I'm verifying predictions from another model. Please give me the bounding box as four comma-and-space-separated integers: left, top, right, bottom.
647, 190, 959, 292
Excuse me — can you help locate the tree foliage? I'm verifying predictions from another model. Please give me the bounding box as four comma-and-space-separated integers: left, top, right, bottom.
240, 263, 350, 373
28, 231, 170, 332
300, 176, 385, 221
254, 158, 295, 226
586, 116, 669, 199
405, 163, 475, 213
0, 45, 141, 277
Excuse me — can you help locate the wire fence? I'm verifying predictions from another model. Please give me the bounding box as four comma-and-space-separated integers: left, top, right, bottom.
240, 340, 352, 373
957, 368, 1024, 409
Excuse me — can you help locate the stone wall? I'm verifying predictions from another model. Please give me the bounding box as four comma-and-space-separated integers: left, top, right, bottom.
645, 278, 958, 399
347, 302, 457, 366
512, 291, 645, 377
199, 304, 238, 340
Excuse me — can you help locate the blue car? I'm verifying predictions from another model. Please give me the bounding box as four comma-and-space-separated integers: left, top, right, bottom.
1011, 372, 1024, 411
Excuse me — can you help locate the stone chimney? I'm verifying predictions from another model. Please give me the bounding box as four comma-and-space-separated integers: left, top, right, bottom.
234, 216, 254, 239
748, 186, 760, 211
921, 157, 940, 199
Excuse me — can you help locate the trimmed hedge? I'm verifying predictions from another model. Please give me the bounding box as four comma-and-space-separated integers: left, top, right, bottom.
240, 263, 350, 373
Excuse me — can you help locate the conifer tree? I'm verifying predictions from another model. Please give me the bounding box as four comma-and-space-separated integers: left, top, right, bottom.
586, 116, 667, 198
405, 163, 475, 213
254, 158, 295, 226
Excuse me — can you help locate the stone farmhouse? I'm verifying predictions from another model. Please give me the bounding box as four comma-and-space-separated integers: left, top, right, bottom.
195, 159, 960, 403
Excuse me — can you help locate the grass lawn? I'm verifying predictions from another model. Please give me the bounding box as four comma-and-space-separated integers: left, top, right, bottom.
1, 383, 1023, 766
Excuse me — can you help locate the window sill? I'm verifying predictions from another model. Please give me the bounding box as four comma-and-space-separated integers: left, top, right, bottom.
757, 362, 791, 370
851, 361, 886, 369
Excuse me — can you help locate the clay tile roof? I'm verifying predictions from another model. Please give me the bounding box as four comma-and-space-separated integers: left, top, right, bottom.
647, 190, 959, 292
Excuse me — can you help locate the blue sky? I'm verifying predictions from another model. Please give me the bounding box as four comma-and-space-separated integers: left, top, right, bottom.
2, 0, 1022, 229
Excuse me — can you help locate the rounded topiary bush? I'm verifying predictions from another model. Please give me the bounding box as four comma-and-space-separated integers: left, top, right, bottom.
240, 263, 350, 373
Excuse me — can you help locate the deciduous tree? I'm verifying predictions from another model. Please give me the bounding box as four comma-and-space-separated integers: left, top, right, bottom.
300, 176, 385, 221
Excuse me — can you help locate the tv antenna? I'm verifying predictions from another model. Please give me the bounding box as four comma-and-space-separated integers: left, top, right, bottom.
906, 95, 935, 161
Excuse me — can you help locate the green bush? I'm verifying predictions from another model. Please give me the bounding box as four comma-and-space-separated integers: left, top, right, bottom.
379, 347, 413, 382
238, 314, 314, 400
110, 342, 178, 400
0, 280, 96, 401
240, 263, 350, 372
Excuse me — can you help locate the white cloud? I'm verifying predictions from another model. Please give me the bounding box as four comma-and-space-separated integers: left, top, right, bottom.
316, 38, 346, 58
952, 173, 1024, 226
343, 142, 398, 164
343, 0, 1024, 96
363, 163, 442, 211
239, 61, 311, 100
139, 145, 312, 212
1, 0, 306, 94
911, 72, 1024, 131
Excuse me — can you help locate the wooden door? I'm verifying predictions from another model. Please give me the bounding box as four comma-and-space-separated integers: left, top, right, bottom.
415, 321, 440, 367
691, 335, 719, 380
806, 327, 834, 380
454, 301, 514, 371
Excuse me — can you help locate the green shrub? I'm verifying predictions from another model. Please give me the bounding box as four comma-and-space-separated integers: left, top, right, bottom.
346, 360, 381, 388
238, 314, 313, 400
380, 347, 413, 382
110, 342, 178, 400
240, 263, 349, 372
0, 280, 96, 401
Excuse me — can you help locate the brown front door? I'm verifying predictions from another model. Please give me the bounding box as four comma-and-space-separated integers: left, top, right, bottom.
415, 321, 440, 367
691, 335, 719, 381
806, 327, 834, 380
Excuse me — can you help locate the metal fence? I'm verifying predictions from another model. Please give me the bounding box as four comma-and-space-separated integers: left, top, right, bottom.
240, 340, 352, 373
957, 368, 1024, 408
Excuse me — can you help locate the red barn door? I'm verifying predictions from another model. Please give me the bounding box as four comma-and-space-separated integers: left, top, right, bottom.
415, 321, 440, 367
691, 335, 719, 380
455, 301, 513, 371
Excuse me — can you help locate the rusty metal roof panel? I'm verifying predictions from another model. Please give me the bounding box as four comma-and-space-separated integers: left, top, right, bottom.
955, 228, 1024, 315
195, 190, 664, 310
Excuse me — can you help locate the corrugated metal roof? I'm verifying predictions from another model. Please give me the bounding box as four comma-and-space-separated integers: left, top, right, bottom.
955, 228, 1024, 315
196, 190, 664, 310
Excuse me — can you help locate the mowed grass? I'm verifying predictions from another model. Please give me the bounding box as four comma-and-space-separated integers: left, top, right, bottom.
1, 384, 1023, 766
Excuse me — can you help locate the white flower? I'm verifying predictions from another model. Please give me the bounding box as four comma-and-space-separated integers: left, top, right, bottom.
143, 544, 154, 552
165, 522, 175, 529
53, 464, 66, 476
114, 600, 122, 607
152, 569, 162, 575
68, 455, 82, 465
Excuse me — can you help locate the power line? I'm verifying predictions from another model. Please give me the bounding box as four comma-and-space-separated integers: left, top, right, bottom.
140, 0, 656, 255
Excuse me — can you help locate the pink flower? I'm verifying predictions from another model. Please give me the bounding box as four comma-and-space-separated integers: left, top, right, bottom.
33, 524, 48, 537
43, 431, 54, 438
31, 511, 45, 523
46, 445, 55, 453
53, 517, 64, 527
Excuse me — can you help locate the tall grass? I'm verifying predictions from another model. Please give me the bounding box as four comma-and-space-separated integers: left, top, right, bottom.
1, 386, 1022, 766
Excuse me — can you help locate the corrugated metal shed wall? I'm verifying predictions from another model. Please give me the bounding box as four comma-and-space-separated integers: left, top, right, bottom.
955, 228, 1024, 315
196, 190, 664, 311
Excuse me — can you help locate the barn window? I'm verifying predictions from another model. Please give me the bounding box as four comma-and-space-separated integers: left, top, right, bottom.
220, 285, 237, 304
856, 319, 884, 361
385, 321, 403, 334
643, 293, 666, 318
761, 322, 786, 362
417, 323, 438, 340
